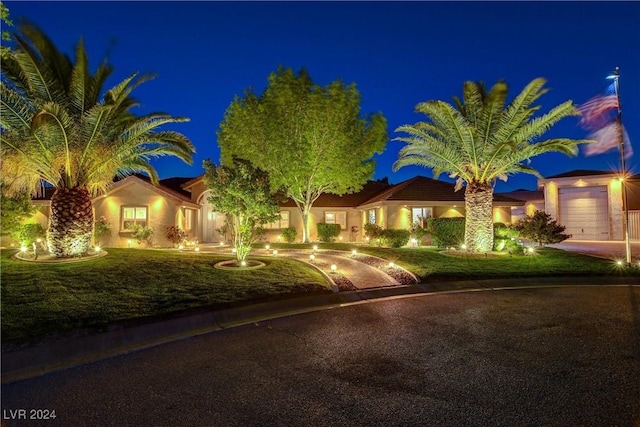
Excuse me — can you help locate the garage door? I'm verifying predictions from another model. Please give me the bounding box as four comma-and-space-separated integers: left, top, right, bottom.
559, 187, 609, 240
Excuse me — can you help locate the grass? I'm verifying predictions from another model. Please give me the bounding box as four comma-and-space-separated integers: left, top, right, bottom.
3, 243, 639, 347
270, 242, 640, 281
0, 248, 330, 346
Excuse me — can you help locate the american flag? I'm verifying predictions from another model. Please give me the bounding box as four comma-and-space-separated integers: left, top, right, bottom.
578, 94, 632, 158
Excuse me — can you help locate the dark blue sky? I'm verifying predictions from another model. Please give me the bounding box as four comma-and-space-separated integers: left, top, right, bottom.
5, 1, 640, 192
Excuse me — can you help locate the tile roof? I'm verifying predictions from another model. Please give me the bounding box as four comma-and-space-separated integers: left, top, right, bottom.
357, 176, 523, 206
279, 180, 392, 208
544, 169, 614, 179
499, 190, 544, 202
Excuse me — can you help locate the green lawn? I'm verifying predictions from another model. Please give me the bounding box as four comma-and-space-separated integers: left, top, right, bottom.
271, 242, 640, 281
2, 243, 638, 347
0, 248, 329, 346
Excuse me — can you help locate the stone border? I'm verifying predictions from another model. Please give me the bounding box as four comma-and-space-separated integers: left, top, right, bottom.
12, 250, 108, 264
214, 260, 266, 270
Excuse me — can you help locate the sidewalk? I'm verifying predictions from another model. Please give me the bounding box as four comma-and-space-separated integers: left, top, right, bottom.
2, 275, 639, 384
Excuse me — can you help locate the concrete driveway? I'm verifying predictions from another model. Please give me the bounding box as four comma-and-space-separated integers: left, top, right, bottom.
548, 240, 640, 259
2, 286, 639, 426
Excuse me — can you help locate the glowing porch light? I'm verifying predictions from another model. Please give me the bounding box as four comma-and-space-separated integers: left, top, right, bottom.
330, 264, 337, 272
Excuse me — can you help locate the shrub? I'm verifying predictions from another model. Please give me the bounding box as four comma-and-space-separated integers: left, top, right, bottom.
94, 216, 112, 245
493, 222, 521, 252
381, 229, 411, 248
165, 226, 188, 245
11, 223, 46, 246
515, 210, 571, 246
410, 221, 430, 246
317, 223, 341, 242
130, 224, 154, 246
427, 217, 465, 248
281, 227, 297, 243
363, 223, 384, 243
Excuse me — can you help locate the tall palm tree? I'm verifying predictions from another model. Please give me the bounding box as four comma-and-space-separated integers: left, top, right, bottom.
0, 24, 195, 257
394, 78, 590, 252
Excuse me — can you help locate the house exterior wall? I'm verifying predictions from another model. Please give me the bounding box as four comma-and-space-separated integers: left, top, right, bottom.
541, 174, 623, 241
510, 201, 545, 223
93, 181, 183, 248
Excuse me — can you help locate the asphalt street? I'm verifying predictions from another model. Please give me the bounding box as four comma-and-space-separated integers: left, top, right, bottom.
2, 286, 639, 427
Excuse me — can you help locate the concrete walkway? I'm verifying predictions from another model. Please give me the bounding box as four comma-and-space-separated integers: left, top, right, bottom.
548, 240, 640, 259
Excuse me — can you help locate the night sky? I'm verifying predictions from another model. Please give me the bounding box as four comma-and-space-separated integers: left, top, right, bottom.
4, 1, 640, 192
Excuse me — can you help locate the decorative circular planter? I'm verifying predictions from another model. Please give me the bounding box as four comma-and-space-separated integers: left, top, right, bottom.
13, 250, 108, 263
214, 260, 266, 270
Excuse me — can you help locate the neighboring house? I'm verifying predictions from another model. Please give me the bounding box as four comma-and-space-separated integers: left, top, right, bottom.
537, 169, 640, 241
183, 174, 524, 243
17, 175, 200, 248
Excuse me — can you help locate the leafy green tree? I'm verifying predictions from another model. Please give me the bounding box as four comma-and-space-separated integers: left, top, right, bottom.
203, 157, 281, 263
217, 66, 388, 242
515, 210, 571, 246
394, 78, 589, 252
0, 185, 36, 236
0, 23, 194, 257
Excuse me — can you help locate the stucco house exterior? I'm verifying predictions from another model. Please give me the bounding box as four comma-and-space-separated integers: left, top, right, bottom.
536, 170, 640, 241
13, 175, 200, 248
182, 174, 524, 244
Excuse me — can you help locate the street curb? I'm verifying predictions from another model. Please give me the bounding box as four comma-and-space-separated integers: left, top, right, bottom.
2, 276, 639, 384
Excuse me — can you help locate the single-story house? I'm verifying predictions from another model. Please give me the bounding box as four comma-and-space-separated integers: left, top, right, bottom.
182, 174, 525, 244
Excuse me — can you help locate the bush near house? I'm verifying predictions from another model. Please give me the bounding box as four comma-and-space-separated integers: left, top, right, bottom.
364, 223, 384, 245
515, 210, 571, 246
10, 223, 46, 246
94, 216, 112, 246
381, 229, 411, 248
281, 227, 297, 243
493, 222, 521, 252
410, 221, 430, 246
427, 217, 465, 248
166, 226, 188, 245
130, 225, 154, 246
317, 223, 341, 242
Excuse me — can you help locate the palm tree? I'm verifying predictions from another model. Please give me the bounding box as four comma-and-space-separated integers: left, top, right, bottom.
394, 78, 590, 252
0, 24, 195, 257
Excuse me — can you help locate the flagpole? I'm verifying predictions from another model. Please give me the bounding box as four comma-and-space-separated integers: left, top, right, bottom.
610, 66, 632, 265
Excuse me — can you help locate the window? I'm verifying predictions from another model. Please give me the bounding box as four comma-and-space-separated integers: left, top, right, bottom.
368, 209, 376, 225
264, 211, 290, 229
324, 211, 347, 229
122, 206, 148, 230
412, 207, 433, 227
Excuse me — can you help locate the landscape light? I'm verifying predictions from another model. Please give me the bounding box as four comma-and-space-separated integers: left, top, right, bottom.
616, 259, 624, 266
127, 239, 132, 248
339, 236, 343, 241
273, 250, 278, 255
219, 241, 224, 246
241, 260, 247, 267
527, 247, 534, 254
232, 247, 237, 253
331, 264, 337, 272
352, 249, 357, 256
265, 244, 270, 250
94, 246, 101, 252
389, 262, 395, 268
313, 245, 318, 251
195, 247, 200, 252
36, 238, 42, 243
310, 254, 315, 261
20, 245, 27, 253
178, 244, 184, 251
461, 244, 467, 250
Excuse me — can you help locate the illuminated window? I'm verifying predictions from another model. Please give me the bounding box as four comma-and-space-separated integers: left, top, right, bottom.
368, 209, 376, 224
325, 211, 347, 229
412, 207, 433, 227
122, 206, 148, 230
264, 211, 290, 229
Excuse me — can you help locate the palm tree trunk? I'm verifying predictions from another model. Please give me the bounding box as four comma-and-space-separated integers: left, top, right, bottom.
464, 182, 494, 252
47, 187, 94, 257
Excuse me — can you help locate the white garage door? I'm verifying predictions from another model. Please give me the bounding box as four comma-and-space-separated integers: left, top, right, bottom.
559, 187, 609, 240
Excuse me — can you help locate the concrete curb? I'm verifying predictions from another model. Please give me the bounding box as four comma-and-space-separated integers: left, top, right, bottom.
2, 276, 639, 384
